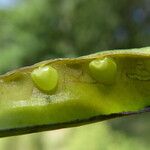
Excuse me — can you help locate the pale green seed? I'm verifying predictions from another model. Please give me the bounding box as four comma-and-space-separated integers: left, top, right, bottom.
31, 65, 58, 92
89, 57, 117, 84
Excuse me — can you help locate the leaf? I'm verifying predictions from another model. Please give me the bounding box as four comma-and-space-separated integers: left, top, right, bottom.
0, 47, 150, 137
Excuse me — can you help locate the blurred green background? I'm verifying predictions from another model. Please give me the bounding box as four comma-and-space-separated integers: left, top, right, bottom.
0, 0, 150, 149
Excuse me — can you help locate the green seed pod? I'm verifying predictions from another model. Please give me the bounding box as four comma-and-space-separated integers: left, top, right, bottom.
89, 57, 117, 84
0, 47, 150, 137
31, 65, 58, 92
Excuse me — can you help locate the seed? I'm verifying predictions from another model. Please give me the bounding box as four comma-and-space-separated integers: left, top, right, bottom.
89, 57, 117, 84
31, 65, 58, 92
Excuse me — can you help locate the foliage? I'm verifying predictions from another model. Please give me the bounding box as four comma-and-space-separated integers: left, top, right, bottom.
0, 0, 149, 73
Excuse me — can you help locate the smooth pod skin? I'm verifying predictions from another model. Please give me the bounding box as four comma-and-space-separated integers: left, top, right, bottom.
0, 47, 150, 137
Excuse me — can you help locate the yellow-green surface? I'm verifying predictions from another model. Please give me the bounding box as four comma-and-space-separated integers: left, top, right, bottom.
0, 47, 150, 137
0, 115, 150, 150
89, 57, 117, 84
31, 65, 58, 92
